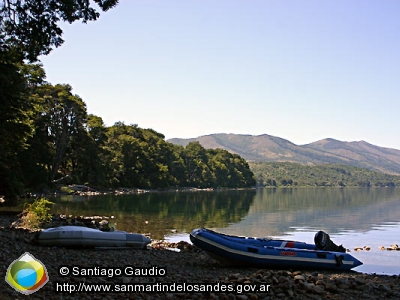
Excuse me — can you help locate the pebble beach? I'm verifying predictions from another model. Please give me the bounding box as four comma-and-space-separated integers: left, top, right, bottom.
1, 214, 400, 300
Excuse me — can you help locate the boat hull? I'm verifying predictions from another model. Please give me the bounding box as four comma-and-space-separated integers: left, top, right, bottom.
190, 228, 362, 270
34, 226, 151, 249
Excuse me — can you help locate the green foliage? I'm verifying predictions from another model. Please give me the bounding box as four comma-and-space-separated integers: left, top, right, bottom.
17, 82, 89, 188
1, 63, 255, 196
1, 1, 118, 199
1, 0, 120, 62
101, 127, 255, 189
0, 60, 35, 202
250, 162, 400, 187
21, 197, 54, 228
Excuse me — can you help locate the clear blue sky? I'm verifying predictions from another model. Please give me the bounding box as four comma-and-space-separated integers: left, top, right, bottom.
40, 0, 400, 150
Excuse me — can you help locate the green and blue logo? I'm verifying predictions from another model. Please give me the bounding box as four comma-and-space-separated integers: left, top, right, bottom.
5, 252, 49, 295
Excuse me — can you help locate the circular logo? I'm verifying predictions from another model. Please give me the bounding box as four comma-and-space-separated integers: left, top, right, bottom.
5, 252, 49, 295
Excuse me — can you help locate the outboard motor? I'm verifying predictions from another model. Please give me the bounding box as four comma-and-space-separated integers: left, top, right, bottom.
314, 231, 346, 253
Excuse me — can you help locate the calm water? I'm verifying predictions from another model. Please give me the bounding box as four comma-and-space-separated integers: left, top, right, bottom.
49, 188, 400, 275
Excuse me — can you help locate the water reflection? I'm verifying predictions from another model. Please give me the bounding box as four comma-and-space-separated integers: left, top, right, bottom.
49, 188, 400, 240
49, 190, 255, 239
220, 188, 400, 237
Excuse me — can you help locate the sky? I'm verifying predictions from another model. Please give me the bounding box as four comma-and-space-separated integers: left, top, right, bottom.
39, 0, 400, 150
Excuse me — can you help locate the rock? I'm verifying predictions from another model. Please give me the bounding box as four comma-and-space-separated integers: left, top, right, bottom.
247, 293, 258, 300
275, 293, 286, 298
325, 283, 340, 293
379, 284, 391, 292
286, 289, 294, 297
243, 279, 252, 284
302, 282, 315, 291
316, 280, 326, 286
355, 277, 366, 285
355, 284, 370, 291
262, 271, 272, 279
218, 294, 229, 300
255, 269, 267, 276
294, 275, 305, 281
120, 276, 131, 284
313, 285, 326, 295
229, 273, 241, 281
278, 276, 289, 283
292, 271, 303, 276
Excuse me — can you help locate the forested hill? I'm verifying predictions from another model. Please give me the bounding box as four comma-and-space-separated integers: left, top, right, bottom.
249, 162, 400, 187
168, 134, 400, 175
1, 65, 256, 202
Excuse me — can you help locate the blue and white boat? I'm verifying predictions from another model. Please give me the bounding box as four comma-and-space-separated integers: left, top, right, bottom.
190, 228, 362, 270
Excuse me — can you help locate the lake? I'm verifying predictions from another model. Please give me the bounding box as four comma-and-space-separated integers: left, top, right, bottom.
48, 188, 400, 275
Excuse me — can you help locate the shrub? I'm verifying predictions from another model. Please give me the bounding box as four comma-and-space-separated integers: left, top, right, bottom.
21, 197, 54, 229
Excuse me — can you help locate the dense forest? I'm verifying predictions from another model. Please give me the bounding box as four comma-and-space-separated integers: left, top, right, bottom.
250, 162, 400, 188
1, 63, 255, 202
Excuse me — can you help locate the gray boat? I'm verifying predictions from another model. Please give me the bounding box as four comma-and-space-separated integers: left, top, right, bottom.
34, 226, 151, 249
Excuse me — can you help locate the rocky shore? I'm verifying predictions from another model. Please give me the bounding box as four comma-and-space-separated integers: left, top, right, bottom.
24, 184, 222, 199
1, 214, 400, 300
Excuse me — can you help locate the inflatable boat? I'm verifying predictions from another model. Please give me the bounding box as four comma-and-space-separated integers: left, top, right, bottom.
34, 226, 151, 249
190, 228, 362, 270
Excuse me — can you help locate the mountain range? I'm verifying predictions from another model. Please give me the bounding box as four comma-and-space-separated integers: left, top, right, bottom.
168, 134, 400, 175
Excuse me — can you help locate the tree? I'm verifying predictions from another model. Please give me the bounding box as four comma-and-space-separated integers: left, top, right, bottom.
19, 82, 88, 185
77, 114, 109, 186
183, 142, 212, 188
208, 149, 230, 187
164, 143, 186, 187
102, 123, 179, 189
16, 64, 50, 190
1, 1, 119, 200
103, 122, 146, 187
227, 153, 256, 187
42, 84, 87, 180
0, 61, 34, 201
1, 0, 119, 62
207, 149, 255, 188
